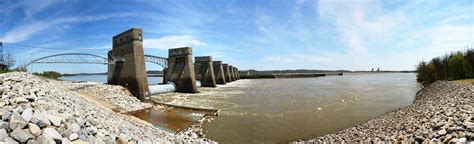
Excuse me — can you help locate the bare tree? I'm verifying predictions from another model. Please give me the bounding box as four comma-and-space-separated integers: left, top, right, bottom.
5, 52, 15, 70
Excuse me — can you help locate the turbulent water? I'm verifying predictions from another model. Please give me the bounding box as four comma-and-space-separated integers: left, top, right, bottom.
62, 73, 420, 143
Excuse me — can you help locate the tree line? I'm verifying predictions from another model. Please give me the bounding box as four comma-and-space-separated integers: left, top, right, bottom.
416, 48, 474, 85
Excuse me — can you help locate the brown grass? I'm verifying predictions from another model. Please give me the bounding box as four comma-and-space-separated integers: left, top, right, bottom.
453, 78, 474, 85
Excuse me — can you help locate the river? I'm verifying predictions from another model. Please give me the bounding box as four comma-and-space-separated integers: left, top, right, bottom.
60, 73, 420, 143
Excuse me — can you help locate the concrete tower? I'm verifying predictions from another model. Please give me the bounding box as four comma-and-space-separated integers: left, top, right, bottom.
194, 56, 216, 87
212, 61, 226, 84
164, 47, 198, 93
108, 28, 148, 101
222, 64, 232, 82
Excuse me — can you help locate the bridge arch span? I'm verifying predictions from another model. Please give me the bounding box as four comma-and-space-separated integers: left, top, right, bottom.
22, 53, 168, 69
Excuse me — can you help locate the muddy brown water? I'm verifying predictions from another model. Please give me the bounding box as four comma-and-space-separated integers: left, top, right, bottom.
62, 73, 420, 143
126, 107, 209, 132
151, 73, 420, 143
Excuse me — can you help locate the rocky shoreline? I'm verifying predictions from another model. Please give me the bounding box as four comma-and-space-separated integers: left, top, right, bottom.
0, 72, 215, 143
295, 81, 473, 143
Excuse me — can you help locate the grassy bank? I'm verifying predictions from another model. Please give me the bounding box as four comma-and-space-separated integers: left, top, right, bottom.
453, 78, 474, 85
0, 69, 13, 74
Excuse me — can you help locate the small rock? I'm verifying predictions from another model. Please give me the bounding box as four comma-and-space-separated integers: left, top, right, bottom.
0, 129, 9, 141
72, 139, 88, 144
4, 136, 19, 144
0, 121, 9, 130
86, 126, 98, 135
87, 119, 99, 126
46, 114, 62, 126
14, 97, 28, 104
9, 113, 28, 130
36, 135, 55, 144
68, 133, 78, 141
21, 108, 34, 122
190, 132, 198, 138
37, 91, 46, 97
2, 111, 12, 121
117, 136, 129, 144
68, 123, 81, 133
62, 138, 72, 144
437, 129, 447, 136
31, 110, 51, 128
10, 128, 33, 142
43, 128, 62, 141
24, 94, 37, 102
28, 123, 42, 137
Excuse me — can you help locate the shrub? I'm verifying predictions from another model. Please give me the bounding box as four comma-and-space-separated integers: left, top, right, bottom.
448, 52, 473, 80
416, 48, 474, 85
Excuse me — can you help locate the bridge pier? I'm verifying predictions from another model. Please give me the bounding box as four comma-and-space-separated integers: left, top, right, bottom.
237, 68, 240, 79
222, 64, 232, 83
229, 65, 235, 81
233, 67, 238, 80
108, 28, 148, 101
163, 47, 198, 93
194, 56, 216, 87
234, 67, 239, 80
222, 64, 232, 82
212, 61, 226, 84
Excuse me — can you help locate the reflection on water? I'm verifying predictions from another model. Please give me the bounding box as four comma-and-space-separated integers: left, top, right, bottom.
151, 73, 420, 143
126, 107, 205, 132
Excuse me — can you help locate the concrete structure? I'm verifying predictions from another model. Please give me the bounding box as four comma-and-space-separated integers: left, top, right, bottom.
163, 47, 198, 93
222, 64, 232, 82
234, 67, 239, 80
108, 28, 148, 101
237, 68, 240, 79
229, 65, 235, 81
232, 66, 237, 81
230, 65, 236, 81
212, 61, 226, 84
194, 56, 216, 87
236, 67, 239, 79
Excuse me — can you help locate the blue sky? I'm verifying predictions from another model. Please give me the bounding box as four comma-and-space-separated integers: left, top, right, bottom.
0, 0, 472, 73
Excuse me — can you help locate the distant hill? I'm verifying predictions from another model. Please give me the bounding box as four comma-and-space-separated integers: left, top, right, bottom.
240, 69, 415, 75
62, 72, 107, 76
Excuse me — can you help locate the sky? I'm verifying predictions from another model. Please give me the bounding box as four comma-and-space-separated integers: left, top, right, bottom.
0, 0, 473, 73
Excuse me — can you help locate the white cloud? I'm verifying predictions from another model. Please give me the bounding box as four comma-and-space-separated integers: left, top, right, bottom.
317, 0, 403, 55
143, 35, 207, 50
258, 27, 270, 33
0, 14, 135, 43
22, 0, 60, 19
439, 15, 470, 24
0, 18, 83, 43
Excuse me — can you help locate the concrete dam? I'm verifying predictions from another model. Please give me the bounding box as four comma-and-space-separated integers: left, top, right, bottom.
106, 28, 241, 100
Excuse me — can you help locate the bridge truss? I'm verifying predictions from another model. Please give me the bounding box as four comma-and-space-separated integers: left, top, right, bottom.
22, 53, 168, 69
144, 54, 168, 68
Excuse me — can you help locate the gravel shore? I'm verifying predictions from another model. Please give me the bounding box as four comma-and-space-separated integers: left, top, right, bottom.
62, 81, 155, 112
295, 81, 473, 143
0, 72, 214, 143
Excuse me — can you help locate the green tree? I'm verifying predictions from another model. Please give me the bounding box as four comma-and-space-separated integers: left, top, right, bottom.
416, 61, 438, 85
448, 52, 473, 80
34, 71, 62, 79
431, 57, 447, 80
464, 49, 474, 71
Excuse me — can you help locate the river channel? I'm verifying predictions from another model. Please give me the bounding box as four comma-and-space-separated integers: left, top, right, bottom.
61, 73, 420, 143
